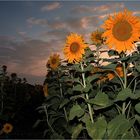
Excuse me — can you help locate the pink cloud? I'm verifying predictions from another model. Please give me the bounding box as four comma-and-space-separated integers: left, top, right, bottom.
27, 17, 48, 27
133, 11, 140, 16
0, 37, 57, 83
41, 2, 61, 11
49, 21, 65, 29
98, 12, 115, 19
21, 59, 47, 77
98, 10, 140, 20
72, 3, 125, 14
81, 17, 90, 29
5, 60, 47, 84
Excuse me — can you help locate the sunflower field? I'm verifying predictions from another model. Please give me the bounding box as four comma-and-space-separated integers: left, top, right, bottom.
1, 9, 140, 139
0, 66, 44, 138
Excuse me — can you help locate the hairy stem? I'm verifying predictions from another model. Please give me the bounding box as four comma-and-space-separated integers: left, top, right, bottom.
133, 79, 137, 94
80, 62, 94, 123
59, 81, 68, 122
0, 82, 4, 114
123, 62, 127, 89
114, 70, 124, 89
127, 102, 131, 119
43, 105, 55, 133
122, 62, 127, 115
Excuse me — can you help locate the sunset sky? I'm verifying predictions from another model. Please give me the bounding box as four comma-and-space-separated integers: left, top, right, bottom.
0, 1, 140, 84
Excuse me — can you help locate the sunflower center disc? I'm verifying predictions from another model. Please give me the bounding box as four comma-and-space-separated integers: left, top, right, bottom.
70, 42, 80, 53
96, 34, 102, 40
6, 126, 10, 130
51, 58, 56, 64
112, 20, 132, 41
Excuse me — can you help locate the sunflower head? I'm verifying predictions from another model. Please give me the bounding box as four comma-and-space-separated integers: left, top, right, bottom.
97, 76, 108, 84
43, 84, 48, 97
107, 72, 115, 81
107, 64, 124, 81
91, 66, 102, 75
102, 9, 140, 53
47, 54, 60, 70
63, 33, 88, 63
2, 123, 13, 134
91, 30, 103, 45
115, 64, 124, 77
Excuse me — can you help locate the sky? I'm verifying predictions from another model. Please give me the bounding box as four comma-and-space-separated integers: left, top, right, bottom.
0, 0, 140, 84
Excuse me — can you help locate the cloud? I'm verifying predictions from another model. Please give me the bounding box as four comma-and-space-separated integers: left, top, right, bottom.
26, 2, 126, 32
27, 17, 48, 27
63, 15, 100, 36
0, 36, 63, 84
38, 15, 100, 45
26, 15, 99, 33
40, 30, 69, 41
37, 14, 101, 46
53, 16, 99, 31
72, 3, 125, 14
49, 20, 65, 29
98, 10, 140, 20
0, 31, 75, 84
0, 36, 17, 51
17, 31, 32, 40
98, 12, 115, 19
41, 2, 61, 11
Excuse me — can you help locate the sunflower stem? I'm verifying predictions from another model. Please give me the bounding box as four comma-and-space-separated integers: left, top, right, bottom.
127, 76, 137, 88
58, 70, 68, 122
115, 104, 122, 114
80, 62, 94, 123
122, 102, 126, 115
43, 105, 55, 133
96, 44, 100, 67
0, 82, 4, 114
114, 70, 124, 89
59, 82, 68, 122
126, 101, 131, 119
95, 45, 102, 89
133, 79, 137, 94
122, 56, 127, 115
123, 62, 127, 89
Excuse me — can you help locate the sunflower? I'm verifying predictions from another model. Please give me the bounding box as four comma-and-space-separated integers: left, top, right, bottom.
91, 66, 102, 74
102, 9, 140, 52
2, 123, 13, 134
115, 64, 124, 77
107, 72, 115, 81
47, 54, 60, 70
97, 76, 108, 84
63, 33, 88, 63
91, 30, 103, 44
107, 64, 124, 81
90, 67, 107, 84
43, 84, 48, 97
